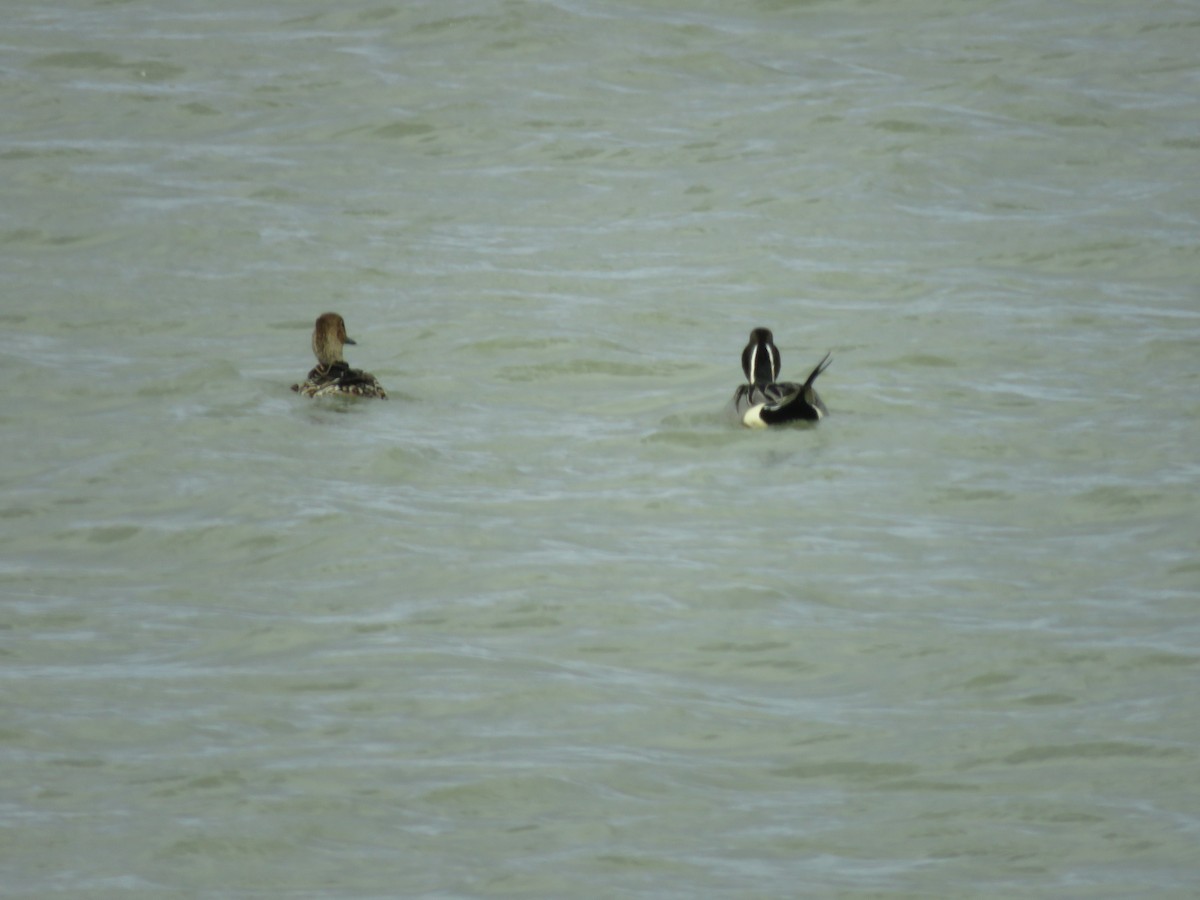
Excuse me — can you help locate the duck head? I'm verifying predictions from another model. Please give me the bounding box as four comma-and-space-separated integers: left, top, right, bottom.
741, 327, 780, 386
311, 312, 357, 366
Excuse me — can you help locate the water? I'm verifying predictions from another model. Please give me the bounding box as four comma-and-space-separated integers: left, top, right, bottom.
3, 1, 1198, 896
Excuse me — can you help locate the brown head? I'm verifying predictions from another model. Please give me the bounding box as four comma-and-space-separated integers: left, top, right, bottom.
311, 312, 356, 365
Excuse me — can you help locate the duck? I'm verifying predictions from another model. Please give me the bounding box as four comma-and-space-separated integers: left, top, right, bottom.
727, 327, 830, 428
291, 312, 387, 399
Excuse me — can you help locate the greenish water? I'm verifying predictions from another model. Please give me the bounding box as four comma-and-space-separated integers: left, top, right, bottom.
3, 1, 1198, 896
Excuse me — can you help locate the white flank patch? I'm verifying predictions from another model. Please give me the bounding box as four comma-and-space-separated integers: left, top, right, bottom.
742, 404, 768, 428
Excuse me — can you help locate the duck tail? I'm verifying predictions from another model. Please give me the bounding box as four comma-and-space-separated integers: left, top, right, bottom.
803, 352, 832, 389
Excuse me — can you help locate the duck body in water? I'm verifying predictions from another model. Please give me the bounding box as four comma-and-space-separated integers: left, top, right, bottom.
727, 327, 830, 428
292, 312, 387, 399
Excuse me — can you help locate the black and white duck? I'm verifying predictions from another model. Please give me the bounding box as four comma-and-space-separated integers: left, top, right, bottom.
727, 327, 830, 427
